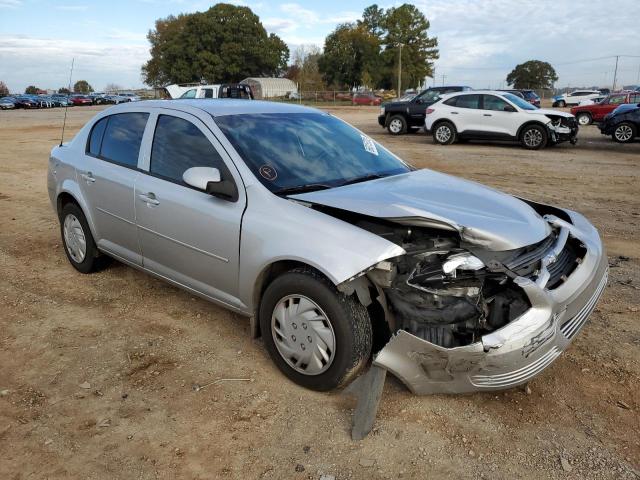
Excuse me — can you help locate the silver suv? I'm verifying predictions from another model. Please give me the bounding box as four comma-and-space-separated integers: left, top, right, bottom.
48, 100, 608, 394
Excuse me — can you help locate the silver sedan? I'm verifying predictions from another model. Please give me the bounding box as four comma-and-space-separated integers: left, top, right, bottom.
47, 100, 607, 394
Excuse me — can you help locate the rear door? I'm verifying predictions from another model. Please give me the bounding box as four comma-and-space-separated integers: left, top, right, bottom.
445, 93, 483, 133
79, 112, 150, 265
135, 110, 246, 306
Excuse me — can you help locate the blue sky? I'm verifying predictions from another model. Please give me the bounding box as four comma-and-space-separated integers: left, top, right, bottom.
1, 0, 639, 92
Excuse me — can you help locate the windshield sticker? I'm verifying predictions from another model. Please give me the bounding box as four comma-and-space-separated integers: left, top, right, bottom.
259, 165, 278, 181
361, 134, 379, 156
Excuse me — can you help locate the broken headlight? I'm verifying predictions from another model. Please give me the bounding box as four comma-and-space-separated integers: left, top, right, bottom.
442, 252, 485, 276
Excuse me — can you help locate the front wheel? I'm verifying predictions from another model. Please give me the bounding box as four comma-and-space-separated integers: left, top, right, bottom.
520, 124, 548, 150
259, 269, 372, 391
387, 115, 407, 135
612, 122, 636, 143
432, 121, 457, 145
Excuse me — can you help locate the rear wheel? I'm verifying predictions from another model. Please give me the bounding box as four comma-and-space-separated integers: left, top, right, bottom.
612, 122, 636, 143
259, 269, 372, 391
432, 121, 457, 145
576, 112, 592, 126
59, 203, 104, 273
387, 115, 407, 135
520, 124, 548, 150
556, 100, 566, 108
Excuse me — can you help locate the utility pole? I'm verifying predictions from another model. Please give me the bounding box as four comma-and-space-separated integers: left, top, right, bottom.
441, 74, 446, 86
397, 43, 403, 99
612, 55, 619, 91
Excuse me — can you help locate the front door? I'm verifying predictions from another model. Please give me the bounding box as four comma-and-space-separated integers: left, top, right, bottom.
79, 112, 150, 265
135, 111, 246, 307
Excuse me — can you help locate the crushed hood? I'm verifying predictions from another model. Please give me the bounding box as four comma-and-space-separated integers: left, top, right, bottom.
527, 108, 574, 119
291, 169, 551, 251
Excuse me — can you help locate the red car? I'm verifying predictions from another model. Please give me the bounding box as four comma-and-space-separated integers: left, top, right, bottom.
69, 95, 93, 106
571, 91, 640, 125
352, 92, 382, 106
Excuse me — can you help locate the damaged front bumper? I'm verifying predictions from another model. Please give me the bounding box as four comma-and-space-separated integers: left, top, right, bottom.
547, 120, 579, 145
373, 210, 608, 394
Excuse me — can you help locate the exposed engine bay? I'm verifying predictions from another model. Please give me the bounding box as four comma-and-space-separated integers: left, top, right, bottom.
545, 114, 579, 145
319, 205, 585, 349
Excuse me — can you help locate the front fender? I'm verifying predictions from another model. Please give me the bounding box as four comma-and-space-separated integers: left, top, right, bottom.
237, 186, 405, 311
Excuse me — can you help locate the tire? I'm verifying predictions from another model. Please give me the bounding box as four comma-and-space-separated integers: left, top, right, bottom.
259, 268, 372, 391
612, 122, 636, 143
59, 202, 104, 273
557, 100, 566, 108
520, 124, 548, 150
432, 121, 457, 145
576, 112, 592, 126
387, 115, 407, 135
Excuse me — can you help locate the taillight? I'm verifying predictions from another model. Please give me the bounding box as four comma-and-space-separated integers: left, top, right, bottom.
425, 108, 435, 114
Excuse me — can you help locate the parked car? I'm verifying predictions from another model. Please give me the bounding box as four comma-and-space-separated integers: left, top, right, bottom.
519, 89, 541, 108
552, 90, 601, 107
166, 83, 253, 100
577, 96, 606, 106
117, 92, 141, 102
570, 91, 640, 125
378, 86, 472, 134
11, 96, 39, 109
48, 100, 607, 394
0, 97, 16, 109
425, 91, 578, 149
352, 92, 382, 106
69, 95, 93, 106
498, 89, 525, 99
599, 102, 640, 143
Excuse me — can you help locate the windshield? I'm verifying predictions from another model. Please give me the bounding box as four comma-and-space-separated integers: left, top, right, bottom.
215, 113, 410, 193
502, 93, 537, 110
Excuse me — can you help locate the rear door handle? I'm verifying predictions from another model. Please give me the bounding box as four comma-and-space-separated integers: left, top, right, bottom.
483, 114, 492, 117
80, 171, 95, 183
138, 192, 160, 206
450, 112, 459, 115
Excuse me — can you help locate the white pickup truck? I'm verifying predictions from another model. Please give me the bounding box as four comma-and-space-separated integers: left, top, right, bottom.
164, 83, 253, 100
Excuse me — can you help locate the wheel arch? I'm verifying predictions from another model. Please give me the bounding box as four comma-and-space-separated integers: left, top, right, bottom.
516, 120, 549, 139
55, 182, 99, 240
431, 118, 458, 133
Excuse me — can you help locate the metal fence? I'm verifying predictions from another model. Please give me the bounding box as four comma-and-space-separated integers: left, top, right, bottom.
260, 89, 395, 106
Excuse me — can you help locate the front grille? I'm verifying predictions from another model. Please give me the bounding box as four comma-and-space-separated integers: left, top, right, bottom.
560, 269, 608, 339
470, 346, 561, 388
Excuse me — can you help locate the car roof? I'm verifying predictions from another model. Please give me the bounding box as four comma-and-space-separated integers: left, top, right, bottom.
107, 99, 320, 117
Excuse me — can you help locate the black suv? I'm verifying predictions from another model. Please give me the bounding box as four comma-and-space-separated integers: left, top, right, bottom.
378, 86, 472, 135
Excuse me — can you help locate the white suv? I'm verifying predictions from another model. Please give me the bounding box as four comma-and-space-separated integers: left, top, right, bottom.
552, 90, 601, 107
425, 91, 579, 149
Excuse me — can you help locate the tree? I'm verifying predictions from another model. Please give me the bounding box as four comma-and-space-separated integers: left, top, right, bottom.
141, 4, 289, 86
73, 80, 93, 93
318, 24, 381, 89
289, 45, 325, 91
58, 87, 70, 94
0, 81, 9, 97
25, 85, 39, 94
379, 4, 438, 90
506, 60, 558, 89
359, 4, 385, 37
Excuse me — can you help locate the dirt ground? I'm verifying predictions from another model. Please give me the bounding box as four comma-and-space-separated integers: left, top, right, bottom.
1, 104, 638, 480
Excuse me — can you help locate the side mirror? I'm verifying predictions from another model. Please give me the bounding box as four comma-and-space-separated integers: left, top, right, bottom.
183, 167, 237, 201
503, 105, 517, 112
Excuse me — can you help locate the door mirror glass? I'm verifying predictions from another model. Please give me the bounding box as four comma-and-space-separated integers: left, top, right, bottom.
503, 104, 517, 112
183, 166, 221, 190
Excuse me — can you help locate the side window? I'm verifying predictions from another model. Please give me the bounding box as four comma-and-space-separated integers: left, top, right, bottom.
87, 117, 108, 156
631, 94, 640, 104
609, 95, 625, 105
483, 95, 510, 111
454, 94, 481, 109
203, 89, 214, 98
443, 96, 458, 106
100, 113, 148, 168
180, 89, 197, 99
150, 115, 226, 185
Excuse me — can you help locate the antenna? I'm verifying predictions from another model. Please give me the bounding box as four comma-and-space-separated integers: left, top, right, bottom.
60, 58, 75, 147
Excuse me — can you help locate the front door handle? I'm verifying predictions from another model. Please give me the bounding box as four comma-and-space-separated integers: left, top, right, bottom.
483, 113, 492, 117
450, 112, 459, 114
80, 171, 95, 183
138, 192, 160, 206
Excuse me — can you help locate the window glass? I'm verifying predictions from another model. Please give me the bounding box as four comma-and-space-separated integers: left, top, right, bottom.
100, 113, 148, 168
454, 94, 481, 109
502, 93, 536, 110
443, 97, 458, 106
608, 95, 625, 105
87, 117, 108, 156
181, 89, 197, 99
203, 89, 214, 98
215, 113, 410, 192
150, 115, 225, 184
631, 94, 640, 104
483, 95, 510, 111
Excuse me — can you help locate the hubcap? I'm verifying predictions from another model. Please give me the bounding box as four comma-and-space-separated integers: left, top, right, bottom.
63, 214, 86, 263
389, 119, 403, 133
578, 114, 590, 125
523, 128, 543, 147
271, 295, 336, 375
435, 125, 452, 143
615, 125, 633, 141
